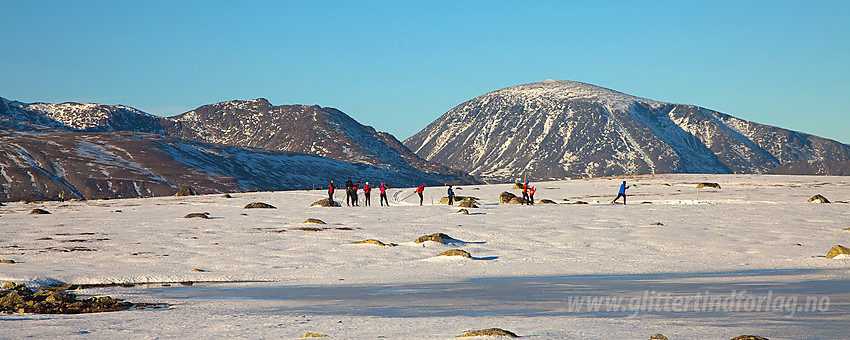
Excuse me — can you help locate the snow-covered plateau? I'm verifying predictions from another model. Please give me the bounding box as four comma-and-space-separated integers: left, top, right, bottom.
1, 174, 849, 339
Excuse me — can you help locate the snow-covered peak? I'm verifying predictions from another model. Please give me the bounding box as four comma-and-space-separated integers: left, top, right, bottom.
487, 79, 660, 111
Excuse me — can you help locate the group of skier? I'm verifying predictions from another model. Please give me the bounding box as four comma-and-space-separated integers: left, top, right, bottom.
329, 177, 389, 207
327, 178, 630, 207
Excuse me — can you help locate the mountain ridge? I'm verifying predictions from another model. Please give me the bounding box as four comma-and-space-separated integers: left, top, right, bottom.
403, 80, 850, 181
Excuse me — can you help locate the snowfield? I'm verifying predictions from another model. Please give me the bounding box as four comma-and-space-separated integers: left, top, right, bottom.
1, 174, 849, 339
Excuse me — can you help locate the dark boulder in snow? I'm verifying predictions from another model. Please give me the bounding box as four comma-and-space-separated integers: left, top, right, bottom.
455, 328, 518, 337
826, 245, 850, 259
29, 208, 51, 215
696, 182, 721, 189
415, 233, 455, 244
244, 202, 276, 209
807, 194, 830, 203
500, 191, 517, 203
175, 186, 197, 196
310, 198, 340, 207
183, 212, 210, 219
436, 249, 471, 258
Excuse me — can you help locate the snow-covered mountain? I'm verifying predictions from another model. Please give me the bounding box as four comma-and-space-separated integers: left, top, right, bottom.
0, 129, 466, 202
0, 97, 166, 133
0, 97, 476, 201
404, 80, 850, 181
162, 99, 469, 177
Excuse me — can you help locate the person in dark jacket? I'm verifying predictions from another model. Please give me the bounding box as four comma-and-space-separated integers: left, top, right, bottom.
345, 177, 354, 206
353, 181, 361, 206
612, 181, 628, 205
522, 180, 530, 205
380, 182, 389, 206
447, 185, 455, 205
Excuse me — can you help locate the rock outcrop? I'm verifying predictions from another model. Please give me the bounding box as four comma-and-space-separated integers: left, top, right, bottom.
244, 202, 276, 209
310, 198, 340, 207
174, 186, 197, 196
808, 194, 830, 203
437, 249, 472, 258
415, 233, 455, 244
826, 245, 850, 259
500, 192, 517, 204
455, 328, 518, 337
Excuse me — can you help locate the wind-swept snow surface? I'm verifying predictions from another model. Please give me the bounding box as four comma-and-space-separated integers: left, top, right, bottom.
1, 174, 848, 338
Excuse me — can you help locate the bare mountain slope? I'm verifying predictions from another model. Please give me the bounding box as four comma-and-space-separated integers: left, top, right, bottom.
0, 130, 460, 202
404, 80, 850, 181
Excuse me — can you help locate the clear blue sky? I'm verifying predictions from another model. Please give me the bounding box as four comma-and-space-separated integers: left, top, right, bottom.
2, 1, 848, 143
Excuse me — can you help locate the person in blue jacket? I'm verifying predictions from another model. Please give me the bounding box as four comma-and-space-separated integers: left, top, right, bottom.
612, 181, 628, 205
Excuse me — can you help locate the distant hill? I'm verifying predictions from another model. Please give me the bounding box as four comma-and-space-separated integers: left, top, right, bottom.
0, 97, 476, 201
404, 80, 850, 181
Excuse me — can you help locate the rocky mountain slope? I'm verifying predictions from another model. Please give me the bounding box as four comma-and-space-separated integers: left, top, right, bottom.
0, 97, 475, 201
0, 130, 461, 202
162, 99, 467, 177
404, 80, 850, 181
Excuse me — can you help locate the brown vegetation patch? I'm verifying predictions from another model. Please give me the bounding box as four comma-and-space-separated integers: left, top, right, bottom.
303, 218, 326, 224
351, 239, 397, 247
184, 213, 210, 219
291, 227, 324, 232
44, 247, 96, 252
455, 328, 518, 337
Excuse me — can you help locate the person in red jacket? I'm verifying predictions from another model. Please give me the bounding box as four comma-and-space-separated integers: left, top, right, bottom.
528, 186, 536, 206
363, 182, 371, 206
328, 179, 335, 204
414, 183, 426, 206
